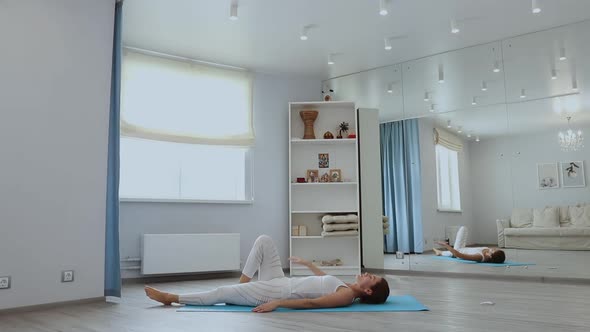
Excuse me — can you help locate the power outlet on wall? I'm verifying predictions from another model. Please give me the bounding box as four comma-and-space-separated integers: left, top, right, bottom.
0, 276, 11, 289
62, 270, 74, 283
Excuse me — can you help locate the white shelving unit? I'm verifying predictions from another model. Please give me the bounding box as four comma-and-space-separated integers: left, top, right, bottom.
288, 101, 361, 276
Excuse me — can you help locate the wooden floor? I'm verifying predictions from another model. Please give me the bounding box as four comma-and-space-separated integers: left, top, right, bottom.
1, 275, 589, 332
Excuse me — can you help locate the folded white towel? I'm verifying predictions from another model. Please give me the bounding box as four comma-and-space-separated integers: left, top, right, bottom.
323, 223, 359, 232
321, 230, 359, 237
322, 214, 358, 224
383, 227, 390, 235
382, 221, 389, 229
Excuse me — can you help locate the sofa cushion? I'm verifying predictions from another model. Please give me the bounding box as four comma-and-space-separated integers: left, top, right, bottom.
504, 228, 561, 237
558, 206, 571, 225
511, 208, 533, 228
532, 207, 559, 228
570, 205, 590, 227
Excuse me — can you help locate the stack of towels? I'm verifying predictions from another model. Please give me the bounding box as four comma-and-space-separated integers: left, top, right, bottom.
321, 214, 359, 237
383, 216, 390, 235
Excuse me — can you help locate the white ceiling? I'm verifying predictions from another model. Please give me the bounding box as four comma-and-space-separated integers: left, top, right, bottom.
122, 0, 590, 79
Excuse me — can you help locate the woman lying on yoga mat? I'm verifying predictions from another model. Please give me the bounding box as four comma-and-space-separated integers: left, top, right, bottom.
145, 235, 390, 312
433, 226, 506, 263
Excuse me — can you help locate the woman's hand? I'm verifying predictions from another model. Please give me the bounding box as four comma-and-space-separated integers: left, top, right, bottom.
289, 256, 310, 266
436, 241, 451, 248
252, 300, 280, 313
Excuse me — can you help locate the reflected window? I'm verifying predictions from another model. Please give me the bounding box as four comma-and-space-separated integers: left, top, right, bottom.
435, 145, 461, 211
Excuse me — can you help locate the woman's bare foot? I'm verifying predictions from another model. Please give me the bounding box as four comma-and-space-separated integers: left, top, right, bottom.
433, 248, 443, 256
145, 286, 177, 305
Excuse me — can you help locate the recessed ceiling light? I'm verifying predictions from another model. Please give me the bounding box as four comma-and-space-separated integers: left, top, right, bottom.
229, 3, 238, 20
384, 37, 392, 50
481, 80, 488, 91
438, 64, 445, 83
387, 83, 394, 93
472, 97, 477, 105
450, 19, 460, 34
493, 60, 501, 73
476, 136, 480, 142
559, 47, 567, 61
532, 0, 541, 14
379, 0, 389, 16
457, 126, 463, 133
300, 26, 309, 41
447, 120, 452, 128
520, 88, 526, 98
328, 54, 335, 65
424, 91, 430, 102
551, 68, 557, 80
430, 104, 435, 112
467, 132, 472, 138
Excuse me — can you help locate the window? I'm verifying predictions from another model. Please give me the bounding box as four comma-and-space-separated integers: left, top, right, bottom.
435, 144, 461, 211
119, 51, 254, 202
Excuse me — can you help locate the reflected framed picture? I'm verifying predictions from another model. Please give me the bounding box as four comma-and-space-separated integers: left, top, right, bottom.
306, 169, 319, 183
537, 163, 559, 189
318, 153, 329, 168
561, 161, 586, 188
329, 169, 342, 182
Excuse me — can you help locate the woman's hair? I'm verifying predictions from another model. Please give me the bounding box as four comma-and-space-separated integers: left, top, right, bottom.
360, 278, 390, 304
490, 250, 506, 263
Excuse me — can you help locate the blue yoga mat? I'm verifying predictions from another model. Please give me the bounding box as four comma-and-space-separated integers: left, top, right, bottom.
431, 255, 535, 267
177, 295, 428, 312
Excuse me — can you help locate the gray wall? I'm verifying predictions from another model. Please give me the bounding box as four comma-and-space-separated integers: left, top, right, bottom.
470, 130, 590, 244
418, 118, 474, 250
119, 73, 320, 278
0, 0, 115, 310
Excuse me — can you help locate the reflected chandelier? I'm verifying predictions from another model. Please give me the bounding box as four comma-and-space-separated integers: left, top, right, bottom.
558, 116, 584, 152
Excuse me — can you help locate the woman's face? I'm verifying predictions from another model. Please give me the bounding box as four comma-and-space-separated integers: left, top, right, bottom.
356, 272, 382, 289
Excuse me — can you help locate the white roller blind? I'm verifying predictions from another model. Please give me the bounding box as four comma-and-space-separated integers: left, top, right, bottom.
121, 51, 254, 146
433, 128, 463, 152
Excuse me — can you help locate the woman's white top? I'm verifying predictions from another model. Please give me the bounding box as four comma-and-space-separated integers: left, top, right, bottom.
289, 275, 348, 299
458, 247, 489, 261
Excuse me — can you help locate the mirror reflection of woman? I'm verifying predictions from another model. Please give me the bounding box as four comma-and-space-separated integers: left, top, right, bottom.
433, 226, 506, 263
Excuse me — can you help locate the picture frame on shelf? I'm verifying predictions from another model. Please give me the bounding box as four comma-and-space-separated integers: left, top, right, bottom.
329, 169, 342, 182
306, 169, 319, 183
319, 153, 329, 168
320, 172, 330, 183
537, 163, 559, 190
560, 161, 586, 188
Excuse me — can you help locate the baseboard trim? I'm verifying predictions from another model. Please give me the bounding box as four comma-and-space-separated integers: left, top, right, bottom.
364, 268, 590, 285
123, 271, 244, 284
0, 297, 105, 315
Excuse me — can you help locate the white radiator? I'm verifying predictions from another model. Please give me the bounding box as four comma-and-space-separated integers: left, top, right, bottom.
141, 233, 240, 275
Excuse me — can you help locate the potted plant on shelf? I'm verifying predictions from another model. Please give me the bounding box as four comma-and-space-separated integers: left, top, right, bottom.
337, 122, 349, 139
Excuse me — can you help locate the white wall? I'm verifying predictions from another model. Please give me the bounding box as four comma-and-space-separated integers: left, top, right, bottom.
0, 0, 115, 310
418, 118, 474, 250
119, 73, 320, 278
470, 130, 590, 244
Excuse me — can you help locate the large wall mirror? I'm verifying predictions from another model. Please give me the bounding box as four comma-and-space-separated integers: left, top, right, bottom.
325, 20, 589, 280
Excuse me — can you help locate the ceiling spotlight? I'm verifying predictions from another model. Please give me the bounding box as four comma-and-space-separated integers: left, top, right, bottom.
387, 83, 394, 93
467, 132, 472, 138
481, 80, 488, 91
520, 88, 526, 98
430, 104, 435, 112
384, 37, 392, 50
472, 97, 477, 105
327, 54, 335, 65
476, 136, 481, 142
300, 26, 310, 40
447, 120, 452, 129
532, 0, 541, 14
450, 19, 460, 34
379, 0, 389, 16
424, 91, 430, 102
493, 60, 501, 73
559, 47, 567, 61
572, 78, 578, 91
457, 126, 463, 134
551, 68, 557, 80
229, 3, 238, 20
438, 64, 445, 83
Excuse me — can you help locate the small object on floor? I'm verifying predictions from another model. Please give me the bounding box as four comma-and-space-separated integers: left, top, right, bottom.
480, 301, 495, 305
177, 295, 429, 312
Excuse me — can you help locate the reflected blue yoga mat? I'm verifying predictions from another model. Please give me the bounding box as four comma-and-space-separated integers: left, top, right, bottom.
431, 256, 535, 267
177, 295, 428, 312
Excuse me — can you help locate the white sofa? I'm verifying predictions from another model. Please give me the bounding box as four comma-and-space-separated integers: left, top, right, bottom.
496, 204, 590, 250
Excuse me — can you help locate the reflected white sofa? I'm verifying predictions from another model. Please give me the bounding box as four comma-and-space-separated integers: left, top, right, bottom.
496, 204, 590, 250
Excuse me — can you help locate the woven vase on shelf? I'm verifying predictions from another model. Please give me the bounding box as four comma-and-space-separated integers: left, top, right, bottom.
299, 110, 318, 139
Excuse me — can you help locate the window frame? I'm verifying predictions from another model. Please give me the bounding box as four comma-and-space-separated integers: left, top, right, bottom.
118, 48, 254, 204
435, 144, 462, 213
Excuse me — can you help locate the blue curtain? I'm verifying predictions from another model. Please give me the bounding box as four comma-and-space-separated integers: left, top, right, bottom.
105, 0, 122, 298
380, 119, 423, 254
